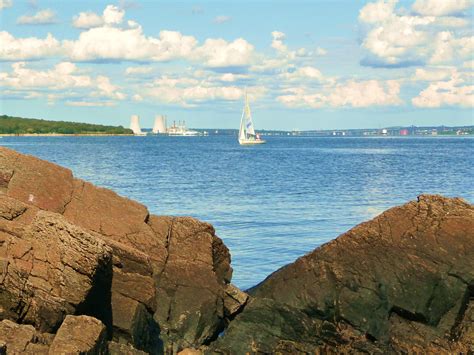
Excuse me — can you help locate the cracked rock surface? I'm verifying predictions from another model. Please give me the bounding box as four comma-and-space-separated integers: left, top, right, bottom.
0, 147, 244, 353
1, 146, 472, 354
210, 195, 474, 353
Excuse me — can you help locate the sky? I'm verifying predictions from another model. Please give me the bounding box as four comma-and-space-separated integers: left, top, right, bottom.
0, 0, 473, 130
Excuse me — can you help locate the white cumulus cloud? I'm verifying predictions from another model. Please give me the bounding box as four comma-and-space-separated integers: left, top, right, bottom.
0, 31, 61, 60
412, 73, 474, 108
194, 37, 255, 68
72, 5, 124, 29
213, 15, 231, 24
0, 0, 12, 10
412, 0, 473, 16
277, 80, 402, 108
359, 0, 474, 67
17, 9, 56, 25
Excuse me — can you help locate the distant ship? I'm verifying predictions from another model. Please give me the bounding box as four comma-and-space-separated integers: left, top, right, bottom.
238, 92, 265, 145
167, 121, 199, 136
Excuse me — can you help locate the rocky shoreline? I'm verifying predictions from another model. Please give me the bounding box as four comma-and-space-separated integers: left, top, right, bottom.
0, 146, 472, 354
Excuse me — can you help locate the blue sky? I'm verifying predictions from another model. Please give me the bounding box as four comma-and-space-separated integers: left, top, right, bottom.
0, 0, 473, 130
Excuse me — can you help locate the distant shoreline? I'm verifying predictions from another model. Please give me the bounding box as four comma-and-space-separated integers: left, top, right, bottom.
0, 133, 134, 137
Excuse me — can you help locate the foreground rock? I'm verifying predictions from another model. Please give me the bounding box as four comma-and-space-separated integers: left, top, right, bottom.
1, 146, 473, 354
0, 147, 243, 353
49, 315, 107, 354
210, 195, 474, 353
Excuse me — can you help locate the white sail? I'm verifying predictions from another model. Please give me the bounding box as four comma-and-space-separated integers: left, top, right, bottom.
238, 91, 266, 145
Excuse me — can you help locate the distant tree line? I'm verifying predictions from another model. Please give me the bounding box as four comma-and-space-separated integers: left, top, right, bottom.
0, 115, 133, 135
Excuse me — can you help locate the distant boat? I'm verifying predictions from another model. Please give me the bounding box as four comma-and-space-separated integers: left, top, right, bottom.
238, 92, 265, 145
167, 121, 199, 136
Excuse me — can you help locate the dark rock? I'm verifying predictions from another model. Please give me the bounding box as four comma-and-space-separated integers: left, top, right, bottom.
212, 195, 474, 353
108, 341, 149, 355
49, 315, 107, 354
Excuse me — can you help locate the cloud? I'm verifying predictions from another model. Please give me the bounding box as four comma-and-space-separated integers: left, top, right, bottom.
411, 0, 472, 16
412, 73, 474, 108
0, 31, 61, 60
193, 38, 255, 68
125, 66, 153, 75
140, 72, 266, 106
0, 0, 12, 10
412, 68, 454, 81
315, 47, 327, 56
0, 61, 125, 102
17, 9, 56, 25
66, 100, 116, 107
214, 15, 231, 24
277, 80, 402, 108
64, 26, 197, 62
72, 5, 124, 29
72, 11, 104, 29
359, 0, 474, 67
280, 66, 325, 82
271, 31, 288, 53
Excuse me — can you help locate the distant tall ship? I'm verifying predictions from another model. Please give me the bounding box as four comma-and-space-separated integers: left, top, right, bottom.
238, 92, 265, 145
167, 121, 199, 136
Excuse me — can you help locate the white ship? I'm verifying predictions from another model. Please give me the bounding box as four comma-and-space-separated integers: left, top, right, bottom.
167, 121, 199, 136
238, 92, 265, 145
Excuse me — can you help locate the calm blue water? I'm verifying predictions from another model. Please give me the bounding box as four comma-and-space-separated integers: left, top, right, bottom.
1, 136, 473, 289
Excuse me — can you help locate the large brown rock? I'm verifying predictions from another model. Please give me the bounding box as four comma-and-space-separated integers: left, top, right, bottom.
0, 319, 53, 354
0, 146, 237, 352
211, 195, 474, 353
0, 196, 112, 332
48, 315, 107, 354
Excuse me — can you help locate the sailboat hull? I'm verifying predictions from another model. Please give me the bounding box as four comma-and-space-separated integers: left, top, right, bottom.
239, 139, 266, 145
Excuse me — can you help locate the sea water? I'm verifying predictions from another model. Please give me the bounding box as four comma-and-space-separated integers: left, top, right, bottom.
1, 135, 473, 289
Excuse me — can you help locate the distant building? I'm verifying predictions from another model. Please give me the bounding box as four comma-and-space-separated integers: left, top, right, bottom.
130, 115, 145, 135
400, 129, 409, 136
152, 115, 167, 134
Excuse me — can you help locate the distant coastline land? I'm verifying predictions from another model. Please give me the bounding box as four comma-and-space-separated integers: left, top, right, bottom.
0, 115, 133, 136
1, 114, 473, 137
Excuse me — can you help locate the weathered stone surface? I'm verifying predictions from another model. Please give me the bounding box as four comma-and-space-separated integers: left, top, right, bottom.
0, 200, 112, 332
0, 146, 236, 352
151, 216, 233, 351
223, 284, 248, 319
212, 195, 474, 353
108, 341, 148, 355
0, 319, 52, 354
0, 148, 74, 213
49, 315, 107, 354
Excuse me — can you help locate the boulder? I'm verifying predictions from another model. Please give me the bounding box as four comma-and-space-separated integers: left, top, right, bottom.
0, 197, 112, 332
0, 319, 52, 354
150, 216, 233, 351
48, 315, 107, 354
0, 146, 238, 352
211, 195, 474, 353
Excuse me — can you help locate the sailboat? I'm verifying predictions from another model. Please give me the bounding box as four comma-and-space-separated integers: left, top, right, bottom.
238, 92, 266, 145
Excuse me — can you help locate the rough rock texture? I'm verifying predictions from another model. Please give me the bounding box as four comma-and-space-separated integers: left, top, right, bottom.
49, 315, 107, 354
211, 195, 474, 353
0, 319, 53, 354
0, 196, 112, 332
0, 146, 239, 353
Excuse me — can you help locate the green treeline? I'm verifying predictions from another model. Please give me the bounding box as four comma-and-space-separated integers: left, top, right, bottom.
0, 115, 133, 135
